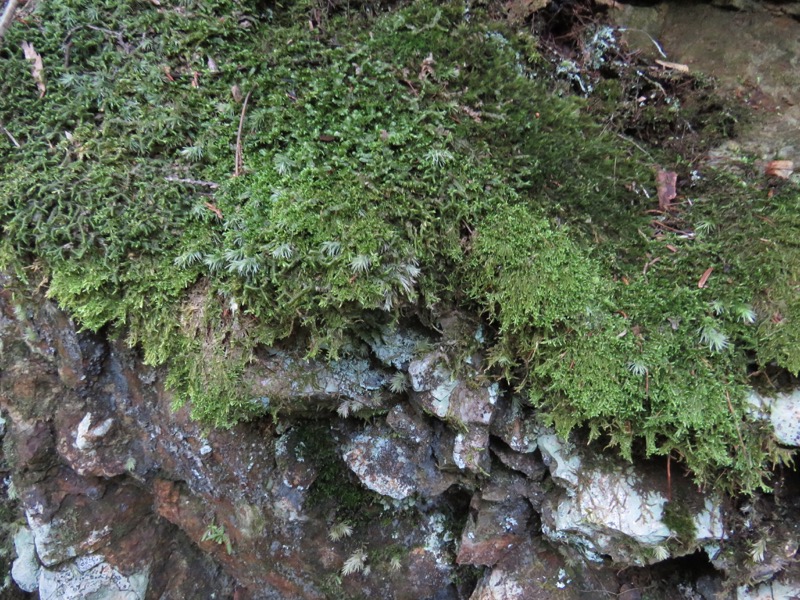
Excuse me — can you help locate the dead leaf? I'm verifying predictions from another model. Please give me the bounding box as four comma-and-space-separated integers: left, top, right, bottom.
21, 41, 46, 98
204, 202, 223, 219
656, 169, 678, 211
655, 59, 689, 73
231, 84, 242, 103
765, 160, 793, 179
460, 105, 482, 123
698, 267, 713, 289
419, 53, 435, 81
191, 71, 199, 88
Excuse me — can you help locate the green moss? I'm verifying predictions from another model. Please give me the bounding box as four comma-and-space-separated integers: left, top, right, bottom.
662, 499, 698, 549
0, 0, 797, 493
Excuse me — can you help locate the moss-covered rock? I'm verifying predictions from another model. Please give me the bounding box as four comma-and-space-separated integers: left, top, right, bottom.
1, 0, 798, 492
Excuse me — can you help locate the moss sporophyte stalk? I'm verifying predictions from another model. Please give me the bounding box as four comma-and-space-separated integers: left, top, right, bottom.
1, 0, 798, 493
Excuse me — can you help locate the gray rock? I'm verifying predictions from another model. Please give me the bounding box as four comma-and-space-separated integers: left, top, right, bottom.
540, 429, 726, 565
748, 389, 800, 446
342, 422, 457, 500
736, 578, 800, 600
11, 525, 40, 592
407, 351, 499, 474
250, 350, 393, 415
365, 324, 431, 370
38, 554, 149, 600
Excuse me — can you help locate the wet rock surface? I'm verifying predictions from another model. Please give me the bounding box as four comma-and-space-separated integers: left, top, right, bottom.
2, 289, 800, 599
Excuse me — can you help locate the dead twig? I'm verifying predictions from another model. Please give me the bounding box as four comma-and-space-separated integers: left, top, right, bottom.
234, 88, 253, 177
0, 0, 20, 43
164, 176, 219, 189
2, 125, 20, 147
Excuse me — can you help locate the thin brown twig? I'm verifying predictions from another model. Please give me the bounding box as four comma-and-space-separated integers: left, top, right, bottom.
666, 453, 672, 501
164, 176, 219, 189
234, 88, 253, 177
0, 0, 20, 43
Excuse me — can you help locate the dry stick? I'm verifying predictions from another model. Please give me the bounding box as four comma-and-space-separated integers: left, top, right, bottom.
666, 454, 672, 502
164, 176, 219, 189
234, 89, 253, 177
0, 0, 20, 42
2, 125, 20, 147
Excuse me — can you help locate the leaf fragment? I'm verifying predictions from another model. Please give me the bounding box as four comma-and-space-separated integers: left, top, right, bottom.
21, 42, 46, 98
765, 160, 793, 179
656, 169, 677, 211
697, 267, 713, 289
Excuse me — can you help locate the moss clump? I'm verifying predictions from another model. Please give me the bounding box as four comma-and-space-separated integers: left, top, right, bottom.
662, 499, 698, 550
1, 0, 798, 492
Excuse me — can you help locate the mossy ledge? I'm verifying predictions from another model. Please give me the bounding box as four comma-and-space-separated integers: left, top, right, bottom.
1, 0, 798, 493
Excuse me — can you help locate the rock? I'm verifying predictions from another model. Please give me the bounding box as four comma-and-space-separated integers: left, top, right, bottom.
75, 413, 114, 451
11, 525, 40, 592
407, 352, 498, 474
737, 577, 800, 600
489, 396, 538, 454
248, 350, 393, 416
24, 477, 150, 567
38, 554, 149, 600
453, 427, 492, 474
490, 441, 547, 481
342, 421, 457, 499
365, 323, 431, 370
748, 389, 800, 446
537, 430, 583, 488
457, 496, 531, 567
540, 431, 725, 565
469, 537, 614, 600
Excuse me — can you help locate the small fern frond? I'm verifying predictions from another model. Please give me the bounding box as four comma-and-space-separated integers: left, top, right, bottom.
341, 548, 368, 576
328, 521, 354, 542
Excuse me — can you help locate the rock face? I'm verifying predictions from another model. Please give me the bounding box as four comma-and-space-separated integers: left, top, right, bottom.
540, 433, 726, 565
1, 286, 800, 598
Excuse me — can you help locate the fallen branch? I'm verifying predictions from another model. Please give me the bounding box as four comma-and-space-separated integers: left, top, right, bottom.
0, 0, 20, 43
234, 88, 253, 177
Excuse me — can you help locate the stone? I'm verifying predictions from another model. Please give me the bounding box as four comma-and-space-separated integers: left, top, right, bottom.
75, 412, 114, 451
489, 397, 538, 454
11, 525, 40, 592
452, 427, 492, 475
490, 441, 547, 481
540, 431, 725, 565
38, 554, 149, 600
407, 351, 499, 474
342, 422, 456, 499
748, 389, 800, 446
736, 578, 800, 600
248, 350, 393, 415
469, 537, 611, 600
365, 323, 431, 370
457, 497, 531, 567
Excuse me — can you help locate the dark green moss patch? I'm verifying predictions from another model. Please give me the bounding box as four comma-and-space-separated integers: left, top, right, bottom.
1, 0, 798, 493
